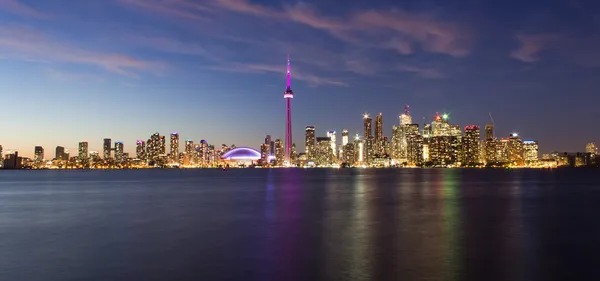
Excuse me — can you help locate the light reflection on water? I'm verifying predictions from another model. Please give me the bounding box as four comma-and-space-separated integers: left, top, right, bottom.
1, 169, 600, 281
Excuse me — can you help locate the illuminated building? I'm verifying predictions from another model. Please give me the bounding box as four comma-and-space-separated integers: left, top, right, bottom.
484, 139, 498, 163
400, 105, 412, 126
78, 141, 88, 161
327, 130, 337, 157
363, 114, 372, 139
305, 126, 315, 162
0, 145, 2, 160
485, 124, 494, 140
365, 138, 375, 164
89, 151, 100, 162
586, 142, 598, 155
429, 136, 459, 166
342, 129, 349, 146
353, 135, 364, 164
222, 147, 267, 167
315, 137, 332, 166
265, 135, 273, 156
284, 55, 294, 164
184, 139, 193, 164
147, 133, 161, 162
523, 141, 539, 162
193, 144, 201, 164
103, 138, 112, 159
136, 140, 146, 160
391, 125, 401, 161
34, 146, 44, 162
114, 142, 124, 163
260, 143, 270, 165
497, 139, 509, 163
507, 133, 524, 165
423, 124, 432, 138
375, 113, 383, 140
55, 146, 65, 161
200, 140, 208, 165
343, 143, 355, 165
462, 126, 480, 165
170, 133, 179, 163
275, 139, 284, 166
291, 143, 297, 165
159, 136, 166, 155
406, 134, 423, 166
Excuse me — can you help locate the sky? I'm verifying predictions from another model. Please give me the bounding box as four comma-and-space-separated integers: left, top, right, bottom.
1, 0, 599, 157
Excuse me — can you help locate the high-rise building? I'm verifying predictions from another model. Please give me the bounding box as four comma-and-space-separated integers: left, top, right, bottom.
342, 129, 349, 146
507, 133, 524, 165
484, 139, 498, 164
354, 135, 364, 164
55, 146, 65, 161
159, 136, 166, 155
0, 145, 3, 160
327, 130, 337, 156
391, 125, 401, 162
114, 142, 124, 163
34, 146, 44, 162
284, 55, 294, 164
147, 133, 161, 162
343, 143, 355, 165
406, 134, 423, 166
400, 105, 412, 126
363, 114, 372, 139
103, 138, 112, 159
260, 143, 270, 165
497, 138, 509, 163
305, 126, 316, 162
523, 141, 539, 162
78, 141, 88, 161
462, 126, 480, 165
429, 136, 460, 167
136, 140, 146, 160
265, 135, 274, 155
275, 139, 284, 166
315, 137, 332, 166
200, 140, 208, 165
484, 124, 494, 140
89, 151, 100, 162
586, 142, 598, 155
291, 143, 297, 165
170, 133, 179, 163
375, 113, 383, 140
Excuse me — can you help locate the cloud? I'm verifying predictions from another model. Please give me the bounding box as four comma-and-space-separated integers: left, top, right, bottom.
208, 62, 348, 87
0, 25, 164, 76
116, 0, 211, 21
510, 34, 548, 62
0, 0, 49, 18
129, 36, 208, 55
397, 65, 445, 78
215, 0, 275, 17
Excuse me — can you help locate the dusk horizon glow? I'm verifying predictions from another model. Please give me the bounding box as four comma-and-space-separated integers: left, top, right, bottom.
1, 0, 599, 158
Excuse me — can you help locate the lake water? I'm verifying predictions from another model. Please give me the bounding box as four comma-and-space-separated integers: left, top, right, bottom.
1, 168, 599, 281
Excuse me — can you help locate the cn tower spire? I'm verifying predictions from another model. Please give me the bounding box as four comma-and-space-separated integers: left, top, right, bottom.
286, 54, 291, 91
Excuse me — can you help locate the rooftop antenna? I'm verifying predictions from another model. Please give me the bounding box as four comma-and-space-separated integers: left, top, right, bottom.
489, 112, 495, 126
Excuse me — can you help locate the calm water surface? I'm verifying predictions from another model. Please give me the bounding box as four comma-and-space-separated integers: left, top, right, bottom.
1, 169, 599, 281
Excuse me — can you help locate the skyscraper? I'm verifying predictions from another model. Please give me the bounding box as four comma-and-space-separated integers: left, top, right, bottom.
275, 139, 284, 166
114, 142, 124, 163
375, 113, 383, 140
136, 141, 146, 160
315, 137, 332, 166
170, 133, 179, 163
327, 130, 337, 156
103, 138, 112, 159
363, 114, 372, 139
34, 146, 44, 162
484, 124, 494, 140
400, 105, 412, 126
406, 134, 423, 166
78, 141, 88, 161
284, 55, 294, 165
184, 139, 193, 165
147, 133, 161, 162
260, 143, 270, 165
507, 133, 524, 165
523, 141, 539, 162
305, 126, 315, 162
463, 126, 480, 165
586, 142, 598, 155
55, 146, 65, 161
159, 136, 166, 155
342, 129, 349, 146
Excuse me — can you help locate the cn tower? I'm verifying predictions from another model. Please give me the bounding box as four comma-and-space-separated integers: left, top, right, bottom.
284, 55, 294, 165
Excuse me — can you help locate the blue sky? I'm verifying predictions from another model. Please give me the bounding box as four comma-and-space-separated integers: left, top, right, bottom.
0, 0, 599, 157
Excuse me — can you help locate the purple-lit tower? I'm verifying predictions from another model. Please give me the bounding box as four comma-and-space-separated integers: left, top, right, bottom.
284, 55, 294, 164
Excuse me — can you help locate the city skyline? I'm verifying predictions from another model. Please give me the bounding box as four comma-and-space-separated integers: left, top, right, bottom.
1, 0, 600, 156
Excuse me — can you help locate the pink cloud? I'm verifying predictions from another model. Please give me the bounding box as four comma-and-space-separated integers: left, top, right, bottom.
0, 25, 165, 76
510, 34, 554, 63
116, 0, 210, 21
0, 0, 49, 18
215, 0, 275, 17
352, 10, 471, 57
